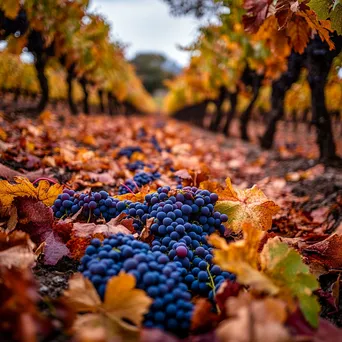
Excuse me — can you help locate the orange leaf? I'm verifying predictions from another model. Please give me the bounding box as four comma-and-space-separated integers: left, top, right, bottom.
286, 16, 311, 54
215, 178, 280, 232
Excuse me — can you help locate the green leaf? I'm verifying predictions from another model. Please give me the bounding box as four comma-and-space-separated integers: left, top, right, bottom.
309, 0, 342, 35
330, 3, 342, 35
308, 0, 331, 19
261, 238, 320, 328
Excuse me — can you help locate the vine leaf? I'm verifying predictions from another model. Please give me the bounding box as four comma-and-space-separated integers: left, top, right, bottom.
63, 272, 153, 340
214, 178, 279, 232
209, 223, 279, 294
0, 0, 20, 19
210, 226, 320, 327
217, 293, 291, 342
261, 237, 320, 328
286, 16, 311, 54
0, 177, 63, 214
309, 0, 342, 35
243, 0, 273, 33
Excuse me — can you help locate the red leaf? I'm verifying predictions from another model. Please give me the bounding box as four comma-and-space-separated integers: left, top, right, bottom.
243, 0, 273, 33
302, 234, 342, 270
72, 213, 134, 238
191, 299, 220, 334
215, 280, 243, 314
15, 198, 70, 265
43, 231, 70, 265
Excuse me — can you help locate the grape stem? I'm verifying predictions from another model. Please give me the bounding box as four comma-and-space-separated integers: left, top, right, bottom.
120, 182, 136, 196
32, 177, 58, 185
207, 264, 221, 315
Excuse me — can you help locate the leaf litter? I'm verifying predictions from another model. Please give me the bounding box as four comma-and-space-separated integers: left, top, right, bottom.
0, 112, 341, 341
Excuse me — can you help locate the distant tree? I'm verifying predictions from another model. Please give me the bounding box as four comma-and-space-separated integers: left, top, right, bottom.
131, 53, 179, 94
162, 0, 219, 17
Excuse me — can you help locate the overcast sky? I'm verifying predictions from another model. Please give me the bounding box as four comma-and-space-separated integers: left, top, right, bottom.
90, 0, 206, 66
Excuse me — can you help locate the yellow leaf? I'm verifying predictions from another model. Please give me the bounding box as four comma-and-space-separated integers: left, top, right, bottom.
209, 223, 279, 295
103, 272, 153, 328
210, 228, 320, 327
82, 135, 97, 146
0, 177, 37, 208
35, 181, 64, 207
63, 273, 152, 341
0, 177, 63, 210
62, 273, 102, 312
215, 178, 280, 232
0, 0, 20, 19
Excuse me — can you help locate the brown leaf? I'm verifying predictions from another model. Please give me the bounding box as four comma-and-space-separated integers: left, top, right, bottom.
217, 293, 292, 342
215, 280, 243, 314
302, 233, 342, 270
7, 205, 18, 232
286, 16, 311, 54
63, 273, 102, 312
191, 298, 220, 334
140, 217, 154, 243
0, 231, 36, 269
73, 213, 134, 238
0, 267, 50, 341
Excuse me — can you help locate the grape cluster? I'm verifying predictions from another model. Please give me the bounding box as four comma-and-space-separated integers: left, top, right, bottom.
52, 189, 149, 231
80, 234, 193, 336
117, 146, 143, 159
145, 186, 234, 297
118, 171, 161, 195
126, 160, 145, 171
76, 185, 235, 336
151, 136, 162, 153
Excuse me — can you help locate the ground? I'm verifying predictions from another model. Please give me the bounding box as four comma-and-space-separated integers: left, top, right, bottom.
0, 110, 341, 341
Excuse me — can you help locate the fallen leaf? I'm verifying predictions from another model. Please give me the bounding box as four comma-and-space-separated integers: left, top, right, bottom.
72, 213, 134, 238
215, 178, 280, 232
191, 298, 220, 334
103, 272, 153, 328
0, 177, 63, 213
0, 267, 50, 341
217, 293, 292, 342
63, 272, 152, 341
63, 273, 102, 312
302, 233, 342, 270
0, 231, 36, 269
211, 228, 320, 327
215, 280, 243, 314
15, 197, 70, 265
209, 223, 279, 295
261, 237, 320, 327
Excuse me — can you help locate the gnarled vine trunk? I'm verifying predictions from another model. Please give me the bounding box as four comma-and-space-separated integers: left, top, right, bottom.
239, 73, 263, 141
34, 54, 49, 113
67, 65, 78, 115
210, 86, 228, 131
260, 52, 304, 149
223, 91, 238, 136
98, 89, 105, 113
80, 78, 89, 115
307, 35, 341, 163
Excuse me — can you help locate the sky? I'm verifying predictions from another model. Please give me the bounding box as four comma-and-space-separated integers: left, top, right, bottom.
90, 0, 206, 66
